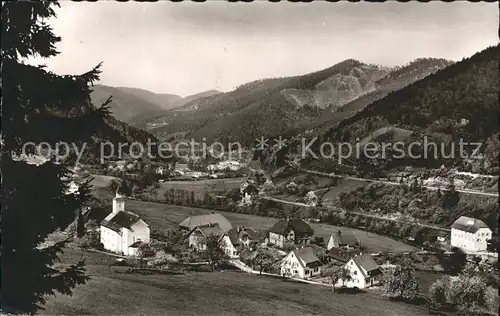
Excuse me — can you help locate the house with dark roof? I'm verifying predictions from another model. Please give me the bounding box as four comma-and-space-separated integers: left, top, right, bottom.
240, 179, 259, 206
268, 218, 314, 248
327, 230, 359, 251
339, 254, 382, 289
186, 223, 225, 251
185, 223, 244, 259
281, 247, 323, 279
100, 193, 150, 256
326, 247, 353, 264
179, 213, 232, 233
450, 216, 492, 253
227, 226, 261, 250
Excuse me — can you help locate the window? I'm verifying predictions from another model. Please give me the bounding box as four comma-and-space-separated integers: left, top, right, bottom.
305, 270, 309, 275
314, 267, 318, 272
354, 270, 357, 275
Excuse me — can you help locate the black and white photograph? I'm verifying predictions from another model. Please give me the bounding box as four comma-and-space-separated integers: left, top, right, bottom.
1, 1, 499, 315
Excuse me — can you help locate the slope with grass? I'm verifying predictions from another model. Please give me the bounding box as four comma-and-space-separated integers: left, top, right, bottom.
125, 200, 417, 253
42, 248, 428, 316
155, 178, 246, 200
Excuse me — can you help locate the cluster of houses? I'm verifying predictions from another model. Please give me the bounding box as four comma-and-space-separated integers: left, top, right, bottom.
99, 193, 494, 290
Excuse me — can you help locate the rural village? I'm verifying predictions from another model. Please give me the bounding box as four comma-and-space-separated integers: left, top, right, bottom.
41, 152, 499, 315
3, 1, 499, 316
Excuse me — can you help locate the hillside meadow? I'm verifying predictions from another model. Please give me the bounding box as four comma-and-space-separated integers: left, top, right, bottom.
156, 177, 246, 200
125, 200, 417, 253
41, 248, 429, 316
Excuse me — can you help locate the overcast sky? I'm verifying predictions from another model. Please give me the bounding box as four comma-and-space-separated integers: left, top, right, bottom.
29, 1, 498, 97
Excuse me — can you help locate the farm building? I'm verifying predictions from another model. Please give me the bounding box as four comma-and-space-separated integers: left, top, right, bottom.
327, 230, 360, 251
268, 218, 314, 248
179, 213, 233, 233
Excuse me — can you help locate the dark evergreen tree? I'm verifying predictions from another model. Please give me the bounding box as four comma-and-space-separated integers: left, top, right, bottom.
1, 1, 110, 313
76, 209, 86, 238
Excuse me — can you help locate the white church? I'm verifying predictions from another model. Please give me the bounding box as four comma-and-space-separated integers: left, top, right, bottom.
100, 193, 150, 256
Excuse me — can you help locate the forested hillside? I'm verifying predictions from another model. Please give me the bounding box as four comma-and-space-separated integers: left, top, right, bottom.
91, 84, 164, 122
138, 58, 453, 147
146, 60, 391, 144
302, 45, 499, 174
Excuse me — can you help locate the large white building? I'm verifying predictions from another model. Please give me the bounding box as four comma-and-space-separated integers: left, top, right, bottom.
100, 193, 150, 256
450, 216, 492, 253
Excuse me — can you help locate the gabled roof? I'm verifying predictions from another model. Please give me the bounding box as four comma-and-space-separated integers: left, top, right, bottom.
451, 216, 490, 233
101, 211, 144, 233
351, 254, 380, 278
330, 230, 358, 247
327, 247, 351, 263
293, 247, 321, 268
227, 227, 260, 245
189, 223, 225, 238
179, 213, 232, 233
269, 218, 314, 236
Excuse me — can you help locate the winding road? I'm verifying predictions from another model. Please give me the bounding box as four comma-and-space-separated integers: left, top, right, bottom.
302, 169, 498, 197
260, 195, 451, 232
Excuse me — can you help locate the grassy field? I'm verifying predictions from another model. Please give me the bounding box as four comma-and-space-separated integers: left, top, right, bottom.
156, 178, 246, 200
89, 174, 120, 199
41, 248, 429, 316
125, 200, 417, 253
321, 179, 369, 206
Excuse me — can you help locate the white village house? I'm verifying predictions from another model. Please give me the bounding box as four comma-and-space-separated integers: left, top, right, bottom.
281, 247, 322, 279
100, 193, 150, 256
240, 179, 259, 206
181, 213, 240, 258
450, 216, 492, 253
338, 254, 382, 289
185, 224, 241, 259
327, 230, 359, 251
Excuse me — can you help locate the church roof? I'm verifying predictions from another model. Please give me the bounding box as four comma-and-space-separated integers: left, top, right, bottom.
101, 211, 144, 233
